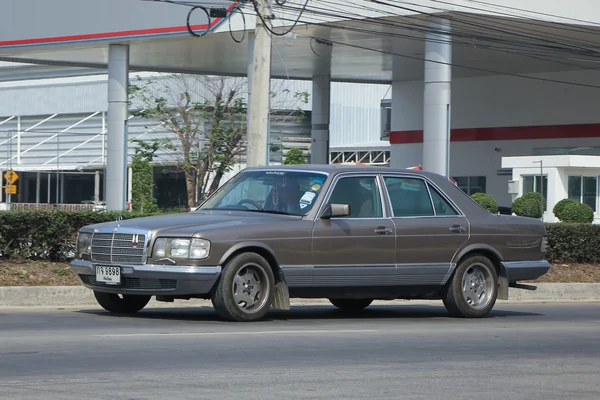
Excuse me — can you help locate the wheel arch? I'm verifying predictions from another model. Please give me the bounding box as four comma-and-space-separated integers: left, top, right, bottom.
453, 244, 504, 276
218, 242, 284, 283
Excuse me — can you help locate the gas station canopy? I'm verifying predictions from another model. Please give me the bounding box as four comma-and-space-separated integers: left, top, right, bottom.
2, 0, 600, 84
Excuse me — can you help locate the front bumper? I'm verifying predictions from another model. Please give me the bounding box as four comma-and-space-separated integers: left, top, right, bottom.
70, 259, 221, 296
501, 260, 551, 282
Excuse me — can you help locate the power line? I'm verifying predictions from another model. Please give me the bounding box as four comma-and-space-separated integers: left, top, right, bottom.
245, 2, 600, 89
264, 1, 600, 73
463, 0, 600, 27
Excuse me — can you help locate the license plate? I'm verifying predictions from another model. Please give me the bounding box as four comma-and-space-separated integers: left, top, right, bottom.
96, 266, 121, 285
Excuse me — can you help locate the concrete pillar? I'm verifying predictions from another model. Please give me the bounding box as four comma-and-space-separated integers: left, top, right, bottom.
106, 44, 129, 211
246, 32, 255, 132
60, 173, 65, 203
36, 172, 40, 206
390, 81, 424, 169
310, 39, 333, 165
246, 11, 272, 167
47, 173, 51, 204
422, 17, 452, 176
94, 171, 101, 203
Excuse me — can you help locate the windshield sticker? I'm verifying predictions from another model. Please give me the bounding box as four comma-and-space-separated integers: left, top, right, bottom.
300, 191, 316, 206
265, 171, 285, 175
310, 183, 321, 191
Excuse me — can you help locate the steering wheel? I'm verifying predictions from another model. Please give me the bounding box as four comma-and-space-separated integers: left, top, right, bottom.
237, 199, 262, 210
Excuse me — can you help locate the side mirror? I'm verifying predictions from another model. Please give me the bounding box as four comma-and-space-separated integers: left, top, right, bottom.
321, 203, 350, 219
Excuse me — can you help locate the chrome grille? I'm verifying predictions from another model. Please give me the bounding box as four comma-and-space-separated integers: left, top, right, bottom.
91, 232, 147, 265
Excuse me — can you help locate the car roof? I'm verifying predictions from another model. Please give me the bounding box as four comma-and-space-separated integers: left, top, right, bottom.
244, 164, 444, 180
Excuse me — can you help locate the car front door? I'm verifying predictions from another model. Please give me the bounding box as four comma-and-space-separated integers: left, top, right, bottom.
381, 174, 470, 286
311, 174, 396, 287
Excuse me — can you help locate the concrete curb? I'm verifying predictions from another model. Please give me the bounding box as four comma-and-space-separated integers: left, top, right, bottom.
1, 283, 599, 309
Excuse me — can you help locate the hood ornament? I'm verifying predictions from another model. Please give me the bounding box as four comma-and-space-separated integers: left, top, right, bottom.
113, 216, 123, 232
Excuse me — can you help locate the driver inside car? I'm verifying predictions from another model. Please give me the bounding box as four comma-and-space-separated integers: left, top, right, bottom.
264, 176, 303, 214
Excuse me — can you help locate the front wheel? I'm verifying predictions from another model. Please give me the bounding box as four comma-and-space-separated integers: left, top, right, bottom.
329, 298, 373, 311
443, 255, 498, 318
211, 252, 275, 322
93, 291, 151, 314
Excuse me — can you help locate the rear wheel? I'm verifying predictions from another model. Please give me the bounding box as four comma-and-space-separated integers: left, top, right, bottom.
443, 255, 498, 318
93, 291, 151, 314
211, 252, 275, 322
329, 298, 373, 311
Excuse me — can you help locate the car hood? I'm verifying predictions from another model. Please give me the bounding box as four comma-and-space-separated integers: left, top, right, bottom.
82, 210, 300, 236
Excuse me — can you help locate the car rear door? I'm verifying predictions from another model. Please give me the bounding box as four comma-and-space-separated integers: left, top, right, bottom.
381, 174, 470, 286
311, 173, 396, 287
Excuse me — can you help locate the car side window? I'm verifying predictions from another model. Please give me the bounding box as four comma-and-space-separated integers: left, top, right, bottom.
427, 183, 459, 216
327, 176, 383, 218
383, 176, 434, 217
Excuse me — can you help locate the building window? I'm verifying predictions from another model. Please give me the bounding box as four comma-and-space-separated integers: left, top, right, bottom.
568, 176, 598, 212
522, 175, 548, 201
453, 176, 486, 195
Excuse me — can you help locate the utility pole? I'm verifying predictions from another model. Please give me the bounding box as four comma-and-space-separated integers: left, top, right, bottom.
246, 0, 273, 167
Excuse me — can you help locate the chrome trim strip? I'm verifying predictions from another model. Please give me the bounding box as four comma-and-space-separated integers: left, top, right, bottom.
70, 259, 221, 276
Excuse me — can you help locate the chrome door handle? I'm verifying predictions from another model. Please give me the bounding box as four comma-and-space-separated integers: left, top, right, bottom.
449, 225, 466, 233
374, 227, 393, 235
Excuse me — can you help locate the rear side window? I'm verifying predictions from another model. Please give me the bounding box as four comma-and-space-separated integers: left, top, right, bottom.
383, 177, 434, 217
427, 184, 459, 215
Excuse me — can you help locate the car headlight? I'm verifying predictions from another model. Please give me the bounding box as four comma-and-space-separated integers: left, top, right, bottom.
153, 238, 211, 260
76, 232, 92, 256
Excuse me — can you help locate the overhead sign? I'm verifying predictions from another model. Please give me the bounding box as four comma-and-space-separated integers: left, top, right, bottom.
5, 184, 16, 195
4, 170, 18, 185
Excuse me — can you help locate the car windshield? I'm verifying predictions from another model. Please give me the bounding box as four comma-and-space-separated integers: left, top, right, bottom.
198, 170, 328, 216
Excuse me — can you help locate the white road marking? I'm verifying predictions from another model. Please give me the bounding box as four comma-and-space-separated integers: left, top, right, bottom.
94, 329, 379, 338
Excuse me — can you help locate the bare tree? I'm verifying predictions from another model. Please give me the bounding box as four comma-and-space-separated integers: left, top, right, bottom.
129, 73, 309, 209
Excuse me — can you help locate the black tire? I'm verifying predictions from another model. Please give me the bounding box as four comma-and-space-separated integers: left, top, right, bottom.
211, 252, 275, 322
329, 298, 373, 311
93, 291, 151, 314
443, 255, 498, 318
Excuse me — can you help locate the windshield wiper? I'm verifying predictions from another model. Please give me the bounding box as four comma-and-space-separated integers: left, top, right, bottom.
200, 207, 294, 216
244, 209, 293, 216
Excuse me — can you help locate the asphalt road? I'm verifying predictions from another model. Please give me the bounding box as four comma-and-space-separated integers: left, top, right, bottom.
1, 302, 599, 400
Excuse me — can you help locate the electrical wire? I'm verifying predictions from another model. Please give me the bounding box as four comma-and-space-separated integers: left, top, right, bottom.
368, 0, 600, 58
464, 0, 600, 28
268, 0, 600, 71
228, 5, 247, 43
307, 33, 600, 89
187, 5, 211, 37
308, 0, 600, 58
251, 0, 310, 36
243, 1, 600, 89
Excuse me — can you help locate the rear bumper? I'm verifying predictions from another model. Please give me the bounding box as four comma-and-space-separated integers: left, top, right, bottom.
501, 260, 551, 282
70, 259, 221, 296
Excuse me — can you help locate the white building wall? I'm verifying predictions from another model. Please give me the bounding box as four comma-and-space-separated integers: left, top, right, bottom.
391, 69, 600, 207
0, 69, 390, 150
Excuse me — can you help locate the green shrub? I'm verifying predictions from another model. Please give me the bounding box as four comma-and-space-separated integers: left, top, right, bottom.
523, 191, 546, 210
283, 148, 306, 165
545, 222, 600, 263
512, 193, 544, 219
553, 198, 576, 221
0, 209, 183, 261
470, 192, 499, 213
559, 202, 594, 223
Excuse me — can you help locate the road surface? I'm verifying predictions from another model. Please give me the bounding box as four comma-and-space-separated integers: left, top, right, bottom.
0, 302, 599, 400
